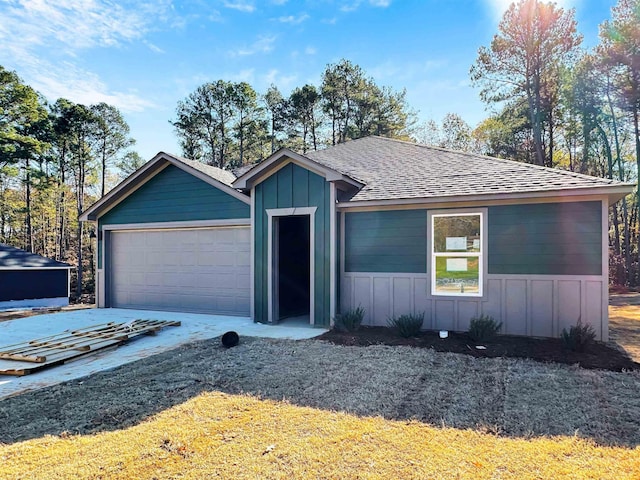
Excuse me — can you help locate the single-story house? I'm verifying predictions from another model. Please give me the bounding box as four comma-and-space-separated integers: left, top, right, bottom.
80, 136, 634, 341
0, 243, 72, 309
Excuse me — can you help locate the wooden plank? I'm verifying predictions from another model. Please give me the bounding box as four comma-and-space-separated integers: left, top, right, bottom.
0, 319, 181, 376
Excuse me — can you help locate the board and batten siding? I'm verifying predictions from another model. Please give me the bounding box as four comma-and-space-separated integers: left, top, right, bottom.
254, 162, 331, 326
340, 200, 608, 340
97, 164, 250, 268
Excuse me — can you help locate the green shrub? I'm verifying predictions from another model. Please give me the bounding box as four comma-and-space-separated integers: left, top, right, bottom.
468, 314, 502, 342
333, 306, 365, 332
561, 320, 596, 352
388, 312, 424, 338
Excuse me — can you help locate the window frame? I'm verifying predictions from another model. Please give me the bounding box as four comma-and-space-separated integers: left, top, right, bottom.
429, 210, 485, 298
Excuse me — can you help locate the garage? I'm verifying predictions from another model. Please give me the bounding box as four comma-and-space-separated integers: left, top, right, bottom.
108, 226, 250, 315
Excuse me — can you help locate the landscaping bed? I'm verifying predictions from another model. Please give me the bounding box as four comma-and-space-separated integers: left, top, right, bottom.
318, 327, 639, 372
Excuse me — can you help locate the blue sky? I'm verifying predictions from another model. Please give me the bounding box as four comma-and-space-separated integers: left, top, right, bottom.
0, 0, 617, 160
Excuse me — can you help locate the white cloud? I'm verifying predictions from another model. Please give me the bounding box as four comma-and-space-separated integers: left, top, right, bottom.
232, 35, 277, 56
339, 0, 391, 12
305, 46, 317, 55
276, 13, 310, 24
223, 1, 255, 13
0, 0, 171, 54
27, 60, 154, 113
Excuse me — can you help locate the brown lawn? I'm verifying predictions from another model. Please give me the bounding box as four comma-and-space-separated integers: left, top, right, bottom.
609, 294, 640, 363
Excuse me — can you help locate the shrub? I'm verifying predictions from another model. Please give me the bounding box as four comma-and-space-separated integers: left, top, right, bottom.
468, 314, 502, 342
388, 312, 424, 338
561, 319, 596, 352
333, 306, 365, 332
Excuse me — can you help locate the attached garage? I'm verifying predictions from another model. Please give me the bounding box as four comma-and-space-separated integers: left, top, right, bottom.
108, 227, 250, 315
80, 152, 251, 316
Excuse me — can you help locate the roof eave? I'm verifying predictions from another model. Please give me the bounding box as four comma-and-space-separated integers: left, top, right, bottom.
336, 184, 635, 209
232, 148, 364, 190
80, 152, 249, 222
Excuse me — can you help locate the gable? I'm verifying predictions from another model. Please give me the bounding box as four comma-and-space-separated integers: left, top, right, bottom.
99, 164, 250, 225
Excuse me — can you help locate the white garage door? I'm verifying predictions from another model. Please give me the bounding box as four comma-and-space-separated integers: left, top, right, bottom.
109, 227, 250, 315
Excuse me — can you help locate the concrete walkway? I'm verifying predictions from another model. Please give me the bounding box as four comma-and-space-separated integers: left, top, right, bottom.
0, 308, 325, 399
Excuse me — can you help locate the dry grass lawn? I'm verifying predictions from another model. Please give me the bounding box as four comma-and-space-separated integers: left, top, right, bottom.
1, 295, 640, 479
1, 391, 639, 480
609, 295, 640, 362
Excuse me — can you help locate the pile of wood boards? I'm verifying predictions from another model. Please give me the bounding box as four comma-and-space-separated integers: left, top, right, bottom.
0, 319, 180, 376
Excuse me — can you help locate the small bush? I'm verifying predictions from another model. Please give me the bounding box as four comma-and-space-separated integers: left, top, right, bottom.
388, 312, 424, 338
561, 320, 596, 352
333, 306, 365, 332
468, 314, 502, 342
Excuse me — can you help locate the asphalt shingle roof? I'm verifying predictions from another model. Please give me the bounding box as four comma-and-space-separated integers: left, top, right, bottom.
170, 155, 237, 187
0, 244, 71, 269
304, 136, 625, 202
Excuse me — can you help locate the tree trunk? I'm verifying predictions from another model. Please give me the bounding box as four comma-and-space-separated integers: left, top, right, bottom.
24, 157, 33, 252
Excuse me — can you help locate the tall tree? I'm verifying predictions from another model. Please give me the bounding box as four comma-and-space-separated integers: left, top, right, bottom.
289, 84, 320, 153
263, 85, 287, 154
90, 103, 134, 197
321, 59, 366, 144
230, 82, 263, 166
0, 66, 49, 251
470, 0, 582, 166
599, 0, 640, 270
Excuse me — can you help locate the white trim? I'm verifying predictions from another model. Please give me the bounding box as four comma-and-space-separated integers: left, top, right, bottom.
102, 219, 250, 232
329, 182, 337, 324
336, 185, 633, 210
266, 207, 317, 325
233, 149, 363, 190
250, 187, 255, 322
428, 209, 487, 298
601, 198, 610, 342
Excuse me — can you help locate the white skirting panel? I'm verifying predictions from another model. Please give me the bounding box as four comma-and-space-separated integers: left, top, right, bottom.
341, 273, 608, 341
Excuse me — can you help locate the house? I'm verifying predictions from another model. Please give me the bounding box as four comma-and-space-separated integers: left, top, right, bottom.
0, 244, 72, 309
80, 136, 634, 341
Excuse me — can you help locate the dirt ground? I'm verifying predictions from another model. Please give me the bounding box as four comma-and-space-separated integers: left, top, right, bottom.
0, 296, 639, 448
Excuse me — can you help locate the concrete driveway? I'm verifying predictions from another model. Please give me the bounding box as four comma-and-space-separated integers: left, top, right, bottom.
0, 308, 325, 400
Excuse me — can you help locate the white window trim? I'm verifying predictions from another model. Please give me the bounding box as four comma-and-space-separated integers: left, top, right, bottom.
429, 209, 486, 298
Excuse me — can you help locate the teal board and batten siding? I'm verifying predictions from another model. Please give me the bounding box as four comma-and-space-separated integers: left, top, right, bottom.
340, 201, 607, 340
253, 162, 331, 326
97, 164, 250, 268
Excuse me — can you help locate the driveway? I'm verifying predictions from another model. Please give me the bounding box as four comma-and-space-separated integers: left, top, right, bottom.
0, 308, 324, 399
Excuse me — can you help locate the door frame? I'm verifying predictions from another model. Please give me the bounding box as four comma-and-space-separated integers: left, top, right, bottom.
266, 207, 316, 325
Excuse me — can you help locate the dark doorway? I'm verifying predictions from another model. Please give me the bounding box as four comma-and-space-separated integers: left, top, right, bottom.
276, 215, 311, 321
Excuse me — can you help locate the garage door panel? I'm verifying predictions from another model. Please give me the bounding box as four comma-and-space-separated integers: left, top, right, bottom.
110, 227, 250, 315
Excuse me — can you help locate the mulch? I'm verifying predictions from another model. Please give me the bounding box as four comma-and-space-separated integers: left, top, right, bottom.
317, 327, 639, 372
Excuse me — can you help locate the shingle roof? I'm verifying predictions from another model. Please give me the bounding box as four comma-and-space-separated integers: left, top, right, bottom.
304, 136, 629, 202
0, 244, 71, 269
169, 155, 237, 187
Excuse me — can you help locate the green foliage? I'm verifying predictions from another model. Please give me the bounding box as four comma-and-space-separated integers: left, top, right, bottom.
468, 315, 502, 342
387, 312, 424, 338
561, 320, 596, 352
333, 306, 365, 333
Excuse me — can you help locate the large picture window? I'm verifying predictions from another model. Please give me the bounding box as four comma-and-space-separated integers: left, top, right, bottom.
431, 212, 483, 296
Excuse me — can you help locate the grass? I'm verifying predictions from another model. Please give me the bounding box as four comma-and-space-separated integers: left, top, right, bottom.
609, 303, 640, 362
1, 391, 639, 480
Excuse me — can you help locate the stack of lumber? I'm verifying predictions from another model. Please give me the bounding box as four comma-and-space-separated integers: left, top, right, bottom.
0, 319, 180, 376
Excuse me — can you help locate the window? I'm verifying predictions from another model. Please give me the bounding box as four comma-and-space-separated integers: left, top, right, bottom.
431, 212, 483, 296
